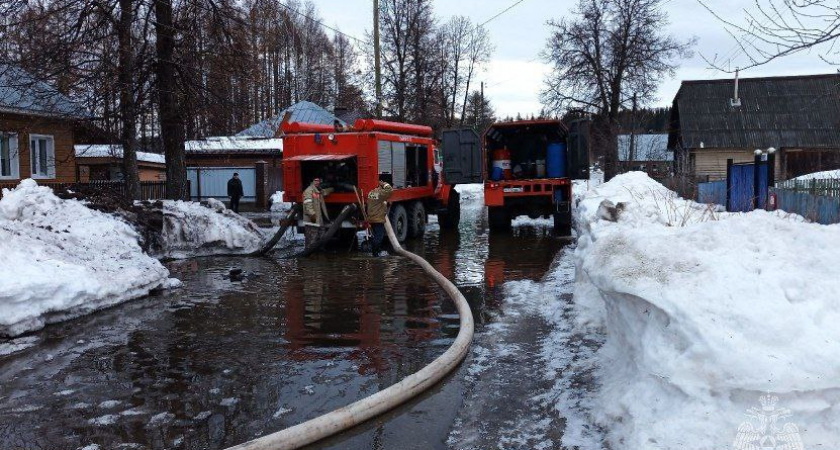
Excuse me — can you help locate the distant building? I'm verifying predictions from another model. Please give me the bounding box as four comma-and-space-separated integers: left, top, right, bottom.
74, 145, 166, 182
184, 101, 346, 209
0, 65, 88, 184
668, 73, 840, 181
617, 133, 672, 180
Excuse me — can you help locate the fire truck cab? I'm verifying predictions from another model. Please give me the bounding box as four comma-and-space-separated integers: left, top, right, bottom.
282, 119, 482, 243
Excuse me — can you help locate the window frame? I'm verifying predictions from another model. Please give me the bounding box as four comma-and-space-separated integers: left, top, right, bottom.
0, 132, 20, 180
29, 134, 56, 179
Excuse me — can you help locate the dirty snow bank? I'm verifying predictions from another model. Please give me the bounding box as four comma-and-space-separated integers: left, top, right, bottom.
0, 180, 171, 337
160, 199, 264, 258
572, 171, 840, 449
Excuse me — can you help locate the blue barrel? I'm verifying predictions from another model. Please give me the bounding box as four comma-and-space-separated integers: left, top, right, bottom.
546, 142, 567, 178
491, 166, 504, 181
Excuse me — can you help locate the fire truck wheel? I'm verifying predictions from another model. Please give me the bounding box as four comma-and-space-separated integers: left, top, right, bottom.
439, 190, 460, 230
488, 207, 512, 231
389, 203, 409, 242
407, 201, 426, 238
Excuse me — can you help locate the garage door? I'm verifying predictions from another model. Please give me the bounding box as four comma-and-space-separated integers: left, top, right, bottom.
187, 167, 256, 201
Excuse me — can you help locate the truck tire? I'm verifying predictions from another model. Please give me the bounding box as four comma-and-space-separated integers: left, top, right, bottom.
389, 203, 409, 242
553, 212, 572, 237
438, 190, 460, 230
488, 206, 511, 231
407, 201, 426, 238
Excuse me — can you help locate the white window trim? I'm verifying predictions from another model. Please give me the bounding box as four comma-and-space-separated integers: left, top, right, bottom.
29, 134, 56, 180
0, 132, 20, 180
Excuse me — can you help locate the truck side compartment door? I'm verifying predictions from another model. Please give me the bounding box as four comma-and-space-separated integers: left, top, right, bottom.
442, 128, 483, 185
567, 119, 591, 180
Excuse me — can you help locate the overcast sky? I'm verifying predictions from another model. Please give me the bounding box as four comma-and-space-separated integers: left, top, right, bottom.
312, 0, 836, 117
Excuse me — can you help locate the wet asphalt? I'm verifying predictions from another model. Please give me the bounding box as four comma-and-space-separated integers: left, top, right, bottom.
0, 198, 569, 450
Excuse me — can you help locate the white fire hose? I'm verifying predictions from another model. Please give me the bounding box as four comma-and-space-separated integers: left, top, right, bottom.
226, 217, 474, 450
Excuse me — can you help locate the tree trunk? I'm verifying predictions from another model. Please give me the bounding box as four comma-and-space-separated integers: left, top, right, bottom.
118, 0, 141, 201
155, 0, 187, 200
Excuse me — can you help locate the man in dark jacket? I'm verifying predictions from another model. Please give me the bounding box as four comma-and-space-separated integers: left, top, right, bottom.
227, 173, 244, 213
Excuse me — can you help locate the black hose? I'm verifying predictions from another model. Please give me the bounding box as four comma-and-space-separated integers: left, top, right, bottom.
293, 204, 357, 258
248, 204, 301, 257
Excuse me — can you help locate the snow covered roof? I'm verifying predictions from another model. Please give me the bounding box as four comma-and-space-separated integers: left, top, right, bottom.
74, 145, 166, 164
236, 101, 344, 138
184, 136, 283, 155
792, 169, 840, 181
617, 134, 672, 162
0, 64, 89, 119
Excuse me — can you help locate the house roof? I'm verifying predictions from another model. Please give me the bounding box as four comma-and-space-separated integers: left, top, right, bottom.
75, 145, 166, 164
617, 134, 672, 161
668, 73, 840, 150
0, 64, 89, 119
184, 136, 283, 155
236, 101, 344, 138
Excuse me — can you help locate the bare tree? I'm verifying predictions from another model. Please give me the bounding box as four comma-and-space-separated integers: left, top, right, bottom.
118, 0, 140, 200
541, 0, 692, 180
700, 0, 840, 70
154, 0, 186, 200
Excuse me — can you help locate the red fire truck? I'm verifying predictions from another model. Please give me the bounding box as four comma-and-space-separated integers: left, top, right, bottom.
483, 119, 590, 235
282, 119, 482, 243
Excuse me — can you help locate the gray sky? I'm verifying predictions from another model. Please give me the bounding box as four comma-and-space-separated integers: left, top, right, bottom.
312, 0, 836, 117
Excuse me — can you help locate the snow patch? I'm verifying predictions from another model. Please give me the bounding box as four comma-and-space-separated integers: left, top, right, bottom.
0, 180, 170, 337
147, 412, 174, 427
88, 414, 119, 426
270, 191, 292, 213
792, 169, 840, 180
571, 171, 840, 449
0, 336, 39, 356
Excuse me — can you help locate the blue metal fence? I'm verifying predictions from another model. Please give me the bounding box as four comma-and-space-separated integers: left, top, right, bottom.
697, 180, 727, 206
728, 163, 769, 212
773, 188, 840, 224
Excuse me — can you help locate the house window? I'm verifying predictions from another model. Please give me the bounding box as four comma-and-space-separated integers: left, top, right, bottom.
29, 134, 55, 179
0, 133, 20, 179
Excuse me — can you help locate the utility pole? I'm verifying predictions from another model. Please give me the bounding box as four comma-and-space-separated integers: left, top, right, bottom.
628, 92, 638, 166
480, 81, 484, 128
374, 0, 382, 118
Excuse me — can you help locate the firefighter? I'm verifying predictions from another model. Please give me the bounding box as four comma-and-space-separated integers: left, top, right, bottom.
366, 179, 393, 256
302, 177, 334, 247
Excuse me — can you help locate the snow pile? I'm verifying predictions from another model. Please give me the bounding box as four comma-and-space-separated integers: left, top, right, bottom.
269, 191, 292, 213
792, 169, 840, 181
455, 183, 484, 202
571, 171, 840, 449
0, 180, 171, 337
160, 200, 264, 258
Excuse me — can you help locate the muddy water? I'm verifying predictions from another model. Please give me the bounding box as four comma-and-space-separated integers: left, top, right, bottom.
0, 197, 564, 450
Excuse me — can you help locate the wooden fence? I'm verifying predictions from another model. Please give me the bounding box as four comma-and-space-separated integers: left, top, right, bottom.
0, 180, 181, 201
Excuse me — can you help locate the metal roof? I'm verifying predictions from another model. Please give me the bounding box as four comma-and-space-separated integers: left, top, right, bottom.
617, 134, 672, 161
184, 136, 283, 155
669, 73, 840, 150
0, 64, 89, 119
236, 101, 345, 138
75, 145, 165, 164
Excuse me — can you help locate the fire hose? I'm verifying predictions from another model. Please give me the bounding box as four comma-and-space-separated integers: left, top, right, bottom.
225, 216, 475, 450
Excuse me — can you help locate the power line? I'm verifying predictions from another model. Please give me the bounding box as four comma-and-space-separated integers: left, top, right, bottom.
276, 1, 366, 44
479, 0, 528, 27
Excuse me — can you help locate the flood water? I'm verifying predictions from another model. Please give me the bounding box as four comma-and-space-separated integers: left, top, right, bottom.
0, 195, 566, 450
